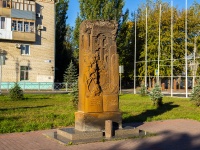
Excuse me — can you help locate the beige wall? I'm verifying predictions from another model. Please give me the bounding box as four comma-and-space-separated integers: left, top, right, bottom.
0, 1, 55, 82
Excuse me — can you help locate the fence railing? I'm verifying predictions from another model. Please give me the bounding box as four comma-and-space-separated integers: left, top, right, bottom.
0, 82, 68, 91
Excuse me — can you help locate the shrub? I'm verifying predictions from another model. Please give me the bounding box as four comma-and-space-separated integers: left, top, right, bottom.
71, 80, 78, 108
149, 84, 163, 107
140, 84, 148, 96
9, 83, 24, 101
190, 80, 200, 106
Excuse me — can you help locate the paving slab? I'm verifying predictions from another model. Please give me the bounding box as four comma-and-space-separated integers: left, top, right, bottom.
0, 119, 200, 150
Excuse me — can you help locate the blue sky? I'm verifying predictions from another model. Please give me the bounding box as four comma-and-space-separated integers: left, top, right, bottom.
67, 0, 200, 27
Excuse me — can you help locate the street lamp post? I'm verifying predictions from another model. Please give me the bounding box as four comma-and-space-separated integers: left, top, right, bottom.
0, 49, 6, 95
119, 65, 124, 94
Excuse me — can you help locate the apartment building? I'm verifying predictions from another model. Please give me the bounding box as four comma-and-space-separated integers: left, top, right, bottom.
0, 0, 56, 84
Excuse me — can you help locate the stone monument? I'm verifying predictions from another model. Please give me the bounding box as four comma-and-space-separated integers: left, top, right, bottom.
75, 20, 122, 131
45, 21, 147, 144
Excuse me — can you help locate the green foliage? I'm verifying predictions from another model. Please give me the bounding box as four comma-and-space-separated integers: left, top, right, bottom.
136, 1, 200, 81
71, 81, 78, 108
190, 80, 200, 106
79, 0, 124, 20
63, 61, 78, 108
63, 61, 78, 89
149, 84, 163, 107
55, 0, 74, 81
73, 0, 125, 61
9, 83, 24, 101
140, 84, 148, 96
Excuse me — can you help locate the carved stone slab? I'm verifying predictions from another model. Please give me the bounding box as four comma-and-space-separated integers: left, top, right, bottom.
75, 20, 122, 131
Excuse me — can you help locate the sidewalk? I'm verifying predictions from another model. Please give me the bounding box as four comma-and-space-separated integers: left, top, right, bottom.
0, 119, 200, 150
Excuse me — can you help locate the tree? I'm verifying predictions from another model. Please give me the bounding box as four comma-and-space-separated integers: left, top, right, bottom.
149, 84, 163, 107
117, 10, 135, 86
72, 15, 82, 61
73, 0, 125, 62
190, 79, 200, 106
55, 0, 73, 82
63, 60, 78, 89
63, 61, 78, 108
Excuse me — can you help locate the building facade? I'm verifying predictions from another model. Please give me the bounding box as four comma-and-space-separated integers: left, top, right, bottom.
0, 0, 56, 83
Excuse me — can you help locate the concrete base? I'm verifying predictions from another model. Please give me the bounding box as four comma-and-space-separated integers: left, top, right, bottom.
44, 126, 149, 145
75, 111, 122, 131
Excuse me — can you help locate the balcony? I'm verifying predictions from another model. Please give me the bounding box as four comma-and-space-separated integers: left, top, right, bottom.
0, 8, 11, 17
12, 31, 35, 42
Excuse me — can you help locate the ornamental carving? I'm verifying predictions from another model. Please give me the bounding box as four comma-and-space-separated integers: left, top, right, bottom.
78, 20, 119, 113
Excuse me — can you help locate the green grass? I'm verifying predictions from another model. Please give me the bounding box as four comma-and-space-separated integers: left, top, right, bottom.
0, 93, 200, 134
0, 94, 75, 133
120, 94, 200, 123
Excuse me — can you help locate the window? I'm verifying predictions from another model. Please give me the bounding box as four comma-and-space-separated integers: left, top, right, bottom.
21, 45, 30, 55
20, 2, 23, 10
20, 66, 29, 81
12, 19, 35, 33
24, 22, 29, 32
17, 21, 23, 31
15, 2, 19, 9
3, 0, 7, 7
0, 17, 5, 29
27, 4, 31, 11
30, 22, 34, 32
24, 3, 27, 10
2, 0, 11, 8
11, 20, 17, 31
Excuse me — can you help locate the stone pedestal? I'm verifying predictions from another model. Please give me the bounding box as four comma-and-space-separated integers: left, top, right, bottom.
75, 111, 122, 131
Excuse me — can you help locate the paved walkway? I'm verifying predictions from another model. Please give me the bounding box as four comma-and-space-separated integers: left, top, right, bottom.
0, 119, 200, 150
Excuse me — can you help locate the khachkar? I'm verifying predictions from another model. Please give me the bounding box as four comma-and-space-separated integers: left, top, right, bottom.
75, 20, 122, 131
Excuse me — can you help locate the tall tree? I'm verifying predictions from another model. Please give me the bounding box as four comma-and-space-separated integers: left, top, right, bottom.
55, 0, 73, 82
73, 0, 125, 61
117, 9, 135, 85
135, 0, 200, 85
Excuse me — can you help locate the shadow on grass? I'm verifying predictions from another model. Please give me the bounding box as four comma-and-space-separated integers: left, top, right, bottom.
0, 116, 21, 121
122, 102, 179, 124
0, 105, 53, 111
23, 97, 50, 100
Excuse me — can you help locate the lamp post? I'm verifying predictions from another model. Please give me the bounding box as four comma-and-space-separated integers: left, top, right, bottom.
119, 65, 124, 94
0, 49, 6, 95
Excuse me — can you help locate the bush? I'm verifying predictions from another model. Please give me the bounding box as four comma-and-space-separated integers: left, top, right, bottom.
190, 80, 200, 106
149, 84, 163, 107
140, 84, 148, 96
9, 83, 24, 101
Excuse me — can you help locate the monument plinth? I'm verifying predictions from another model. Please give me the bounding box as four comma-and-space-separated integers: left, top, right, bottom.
75, 20, 122, 131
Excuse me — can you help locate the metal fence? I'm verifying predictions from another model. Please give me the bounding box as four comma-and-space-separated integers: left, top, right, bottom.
0, 82, 68, 91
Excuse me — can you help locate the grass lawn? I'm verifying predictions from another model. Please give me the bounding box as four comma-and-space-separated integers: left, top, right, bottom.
0, 93, 199, 134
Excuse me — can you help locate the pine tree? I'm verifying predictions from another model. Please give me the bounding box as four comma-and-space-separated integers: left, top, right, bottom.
149, 84, 163, 107
190, 79, 200, 106
63, 61, 78, 89
63, 61, 78, 108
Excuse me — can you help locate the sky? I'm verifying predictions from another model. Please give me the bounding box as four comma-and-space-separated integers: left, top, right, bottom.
67, 0, 200, 27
